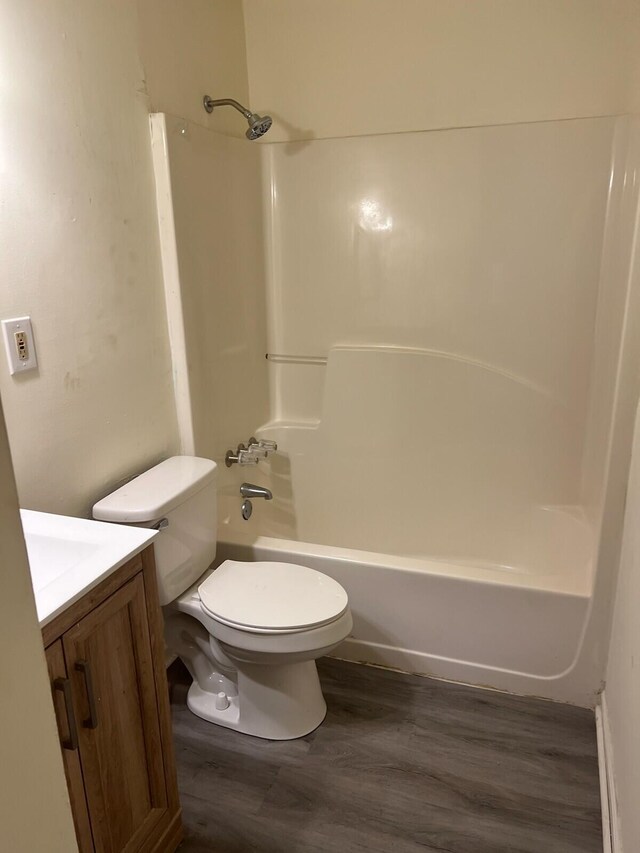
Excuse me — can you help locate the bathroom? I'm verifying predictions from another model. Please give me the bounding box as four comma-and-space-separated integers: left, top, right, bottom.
2, 0, 640, 850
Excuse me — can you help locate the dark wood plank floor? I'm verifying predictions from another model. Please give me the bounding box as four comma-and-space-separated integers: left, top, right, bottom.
170, 657, 602, 853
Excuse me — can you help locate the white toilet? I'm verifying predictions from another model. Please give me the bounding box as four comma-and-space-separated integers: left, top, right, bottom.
93, 456, 352, 740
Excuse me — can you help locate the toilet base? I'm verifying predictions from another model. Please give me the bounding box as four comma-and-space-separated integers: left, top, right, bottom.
186, 659, 327, 740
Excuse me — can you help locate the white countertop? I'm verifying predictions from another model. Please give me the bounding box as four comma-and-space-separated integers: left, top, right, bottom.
20, 509, 158, 627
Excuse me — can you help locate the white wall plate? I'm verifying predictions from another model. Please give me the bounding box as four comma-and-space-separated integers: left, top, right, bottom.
1, 316, 37, 375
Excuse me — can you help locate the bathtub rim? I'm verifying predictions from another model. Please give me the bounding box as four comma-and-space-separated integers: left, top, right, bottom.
215, 532, 595, 705
217, 528, 592, 598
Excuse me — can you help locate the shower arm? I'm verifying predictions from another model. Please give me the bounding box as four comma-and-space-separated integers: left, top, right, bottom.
203, 96, 252, 118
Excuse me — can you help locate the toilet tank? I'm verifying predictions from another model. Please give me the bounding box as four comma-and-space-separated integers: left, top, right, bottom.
93, 456, 217, 605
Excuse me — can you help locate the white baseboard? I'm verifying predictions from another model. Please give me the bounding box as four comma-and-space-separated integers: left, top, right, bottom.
596, 693, 620, 853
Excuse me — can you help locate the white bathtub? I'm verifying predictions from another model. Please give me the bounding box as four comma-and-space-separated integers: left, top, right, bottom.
216, 501, 593, 703
215, 346, 598, 704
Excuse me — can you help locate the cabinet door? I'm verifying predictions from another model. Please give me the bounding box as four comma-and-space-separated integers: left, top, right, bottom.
63, 575, 170, 853
46, 640, 95, 853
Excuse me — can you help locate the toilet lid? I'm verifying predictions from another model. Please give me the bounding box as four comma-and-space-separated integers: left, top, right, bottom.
198, 560, 349, 631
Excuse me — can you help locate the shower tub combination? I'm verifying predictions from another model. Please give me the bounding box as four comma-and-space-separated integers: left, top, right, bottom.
217, 347, 596, 705
150, 111, 640, 709
218, 513, 593, 702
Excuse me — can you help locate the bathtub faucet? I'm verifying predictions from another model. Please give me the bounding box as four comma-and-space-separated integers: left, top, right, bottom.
240, 483, 273, 500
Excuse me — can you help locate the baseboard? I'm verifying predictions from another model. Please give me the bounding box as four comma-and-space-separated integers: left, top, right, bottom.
596, 693, 620, 853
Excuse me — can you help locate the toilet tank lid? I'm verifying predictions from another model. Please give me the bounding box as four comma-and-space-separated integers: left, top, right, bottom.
92, 456, 217, 523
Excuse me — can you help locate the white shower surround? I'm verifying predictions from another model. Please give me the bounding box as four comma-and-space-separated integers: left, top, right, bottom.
216, 344, 598, 703
150, 113, 640, 708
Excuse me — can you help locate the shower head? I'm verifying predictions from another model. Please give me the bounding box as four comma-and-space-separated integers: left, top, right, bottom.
245, 113, 273, 140
203, 96, 272, 140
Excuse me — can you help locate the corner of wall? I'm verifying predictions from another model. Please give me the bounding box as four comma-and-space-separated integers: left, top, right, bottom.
137, 0, 252, 138
0, 402, 78, 851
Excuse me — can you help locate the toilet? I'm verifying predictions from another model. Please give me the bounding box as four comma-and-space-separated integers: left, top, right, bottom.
92, 455, 352, 740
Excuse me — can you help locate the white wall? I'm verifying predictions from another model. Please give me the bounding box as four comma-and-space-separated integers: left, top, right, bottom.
561, 116, 640, 710
0, 400, 77, 852
0, 0, 180, 516
605, 397, 640, 850
581, 120, 640, 521
266, 119, 612, 411
244, 0, 640, 142
150, 114, 269, 469
256, 118, 615, 561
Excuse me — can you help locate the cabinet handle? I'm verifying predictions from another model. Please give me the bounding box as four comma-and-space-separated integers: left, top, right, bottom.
53, 677, 79, 751
75, 660, 99, 729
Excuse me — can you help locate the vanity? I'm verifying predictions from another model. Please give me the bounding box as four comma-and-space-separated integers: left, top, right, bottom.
22, 510, 182, 853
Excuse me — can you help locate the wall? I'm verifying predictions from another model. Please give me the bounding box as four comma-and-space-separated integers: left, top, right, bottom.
556, 116, 640, 708
605, 399, 640, 850
0, 7, 257, 845
243, 0, 640, 142
140, 3, 268, 480
0, 400, 77, 851
255, 117, 615, 561
581, 119, 640, 521
138, 0, 251, 137
0, 0, 180, 516
600, 122, 640, 853
150, 114, 269, 474
266, 118, 611, 412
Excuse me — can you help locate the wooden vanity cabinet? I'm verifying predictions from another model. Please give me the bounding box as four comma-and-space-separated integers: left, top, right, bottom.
43, 546, 182, 853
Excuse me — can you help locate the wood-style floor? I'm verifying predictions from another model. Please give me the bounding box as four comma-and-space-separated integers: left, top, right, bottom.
170, 657, 602, 853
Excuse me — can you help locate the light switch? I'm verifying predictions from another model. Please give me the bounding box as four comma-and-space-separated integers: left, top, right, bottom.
2, 316, 38, 375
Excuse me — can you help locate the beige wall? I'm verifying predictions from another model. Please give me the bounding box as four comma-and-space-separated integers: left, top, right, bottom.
244, 0, 640, 142
150, 114, 269, 471
0, 400, 77, 851
582, 118, 640, 522
0, 0, 257, 517
605, 397, 640, 849
0, 7, 255, 843
0, 0, 183, 516
138, 0, 251, 137
602, 29, 640, 851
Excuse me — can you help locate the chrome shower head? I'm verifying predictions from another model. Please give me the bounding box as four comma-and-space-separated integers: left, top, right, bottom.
203, 96, 272, 141
245, 113, 273, 140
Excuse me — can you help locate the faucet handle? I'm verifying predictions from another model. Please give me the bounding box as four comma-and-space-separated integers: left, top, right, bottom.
246, 443, 268, 459
225, 437, 278, 467
254, 439, 278, 453
237, 448, 260, 465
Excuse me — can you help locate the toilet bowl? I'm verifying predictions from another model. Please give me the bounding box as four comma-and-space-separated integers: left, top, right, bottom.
93, 456, 352, 740
170, 561, 352, 739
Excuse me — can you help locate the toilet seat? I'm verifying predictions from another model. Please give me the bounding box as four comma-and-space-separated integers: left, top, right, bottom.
198, 559, 349, 633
